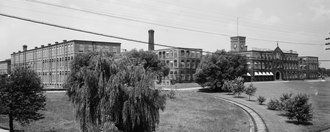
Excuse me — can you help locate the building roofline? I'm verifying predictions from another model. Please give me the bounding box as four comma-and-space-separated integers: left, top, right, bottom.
155, 47, 203, 51
0, 59, 11, 63
298, 56, 318, 58
10, 40, 121, 55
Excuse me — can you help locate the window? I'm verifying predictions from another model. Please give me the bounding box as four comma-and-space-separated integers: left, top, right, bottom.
174, 50, 177, 58
180, 60, 185, 68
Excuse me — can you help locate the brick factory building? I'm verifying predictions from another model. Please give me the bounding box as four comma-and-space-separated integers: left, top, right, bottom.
155, 48, 203, 85
298, 56, 319, 79
231, 36, 301, 81
0, 59, 11, 76
11, 40, 121, 88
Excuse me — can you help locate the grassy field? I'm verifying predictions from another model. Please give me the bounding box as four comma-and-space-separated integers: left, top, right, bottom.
0, 91, 250, 132
243, 78, 330, 132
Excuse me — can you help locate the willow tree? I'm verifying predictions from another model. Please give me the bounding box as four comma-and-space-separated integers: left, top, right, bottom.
64, 51, 166, 132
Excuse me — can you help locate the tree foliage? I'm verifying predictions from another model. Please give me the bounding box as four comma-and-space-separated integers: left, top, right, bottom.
194, 50, 248, 91
0, 66, 46, 132
245, 83, 257, 100
124, 49, 170, 78
64, 51, 167, 132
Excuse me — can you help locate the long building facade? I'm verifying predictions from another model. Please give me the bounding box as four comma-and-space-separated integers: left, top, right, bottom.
11, 40, 121, 88
231, 36, 303, 81
154, 48, 203, 85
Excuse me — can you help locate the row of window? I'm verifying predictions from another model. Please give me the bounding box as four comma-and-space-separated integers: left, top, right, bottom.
246, 53, 298, 61
157, 49, 202, 59
164, 59, 200, 69
248, 61, 299, 70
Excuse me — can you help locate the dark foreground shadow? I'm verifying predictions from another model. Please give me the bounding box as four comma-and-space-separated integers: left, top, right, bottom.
197, 88, 233, 94
285, 120, 313, 126
197, 88, 219, 93
233, 96, 245, 98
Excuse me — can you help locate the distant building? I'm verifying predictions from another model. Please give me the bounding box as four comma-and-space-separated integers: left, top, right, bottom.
231, 36, 300, 81
298, 56, 319, 79
154, 48, 203, 85
11, 40, 121, 88
0, 59, 11, 76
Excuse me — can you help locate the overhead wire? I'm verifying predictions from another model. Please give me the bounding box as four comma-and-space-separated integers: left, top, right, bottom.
21, 0, 324, 46
0, 12, 214, 54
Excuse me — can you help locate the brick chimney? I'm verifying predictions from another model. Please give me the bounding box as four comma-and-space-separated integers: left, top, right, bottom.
23, 45, 27, 51
148, 29, 154, 51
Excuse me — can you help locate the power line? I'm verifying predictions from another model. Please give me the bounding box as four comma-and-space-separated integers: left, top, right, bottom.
23, 0, 231, 37
0, 12, 214, 54
22, 0, 324, 46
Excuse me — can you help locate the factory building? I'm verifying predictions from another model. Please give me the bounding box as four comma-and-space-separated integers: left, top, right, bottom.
11, 40, 121, 88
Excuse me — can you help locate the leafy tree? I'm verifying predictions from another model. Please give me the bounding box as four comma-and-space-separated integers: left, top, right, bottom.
124, 49, 170, 78
245, 83, 257, 100
257, 96, 266, 105
284, 94, 313, 123
64, 51, 167, 132
194, 50, 248, 91
231, 77, 245, 97
0, 67, 46, 132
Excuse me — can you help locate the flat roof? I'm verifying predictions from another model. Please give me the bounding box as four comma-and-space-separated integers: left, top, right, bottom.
11, 40, 121, 55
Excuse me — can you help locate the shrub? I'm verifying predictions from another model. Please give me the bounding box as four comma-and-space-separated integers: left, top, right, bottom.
221, 80, 232, 93
284, 94, 313, 123
267, 99, 280, 110
245, 83, 257, 100
279, 93, 293, 110
167, 90, 176, 99
231, 77, 245, 97
257, 96, 266, 105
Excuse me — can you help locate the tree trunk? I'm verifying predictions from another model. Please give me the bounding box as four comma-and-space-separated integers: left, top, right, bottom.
9, 113, 14, 132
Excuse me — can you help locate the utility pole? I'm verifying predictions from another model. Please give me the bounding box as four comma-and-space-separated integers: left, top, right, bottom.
326, 32, 330, 50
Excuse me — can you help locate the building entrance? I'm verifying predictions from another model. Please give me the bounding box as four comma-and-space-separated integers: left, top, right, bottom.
275, 71, 281, 80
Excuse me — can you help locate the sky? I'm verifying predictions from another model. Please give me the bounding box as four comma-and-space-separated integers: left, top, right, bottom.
0, 0, 330, 68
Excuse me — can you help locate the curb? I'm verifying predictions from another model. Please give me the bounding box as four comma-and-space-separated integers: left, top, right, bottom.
216, 97, 269, 132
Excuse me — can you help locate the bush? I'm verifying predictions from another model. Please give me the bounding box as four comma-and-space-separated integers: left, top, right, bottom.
284, 94, 313, 123
221, 80, 232, 93
257, 96, 266, 105
231, 77, 245, 97
267, 99, 280, 110
167, 90, 176, 99
245, 84, 257, 100
279, 93, 293, 110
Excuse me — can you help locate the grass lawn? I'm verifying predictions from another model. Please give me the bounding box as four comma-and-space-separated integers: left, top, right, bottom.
238, 78, 330, 132
157, 91, 250, 132
0, 91, 250, 132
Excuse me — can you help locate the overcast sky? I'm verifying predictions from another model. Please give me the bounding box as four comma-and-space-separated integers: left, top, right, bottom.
0, 0, 330, 68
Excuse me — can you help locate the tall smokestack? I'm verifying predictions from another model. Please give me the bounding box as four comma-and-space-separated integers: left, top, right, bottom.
148, 29, 154, 51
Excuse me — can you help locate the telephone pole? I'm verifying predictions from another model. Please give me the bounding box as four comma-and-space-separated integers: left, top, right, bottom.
326, 32, 330, 50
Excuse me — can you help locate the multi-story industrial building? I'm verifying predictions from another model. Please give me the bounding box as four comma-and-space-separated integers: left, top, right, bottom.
231, 36, 300, 81
11, 40, 121, 88
0, 59, 11, 76
298, 56, 319, 79
154, 48, 203, 84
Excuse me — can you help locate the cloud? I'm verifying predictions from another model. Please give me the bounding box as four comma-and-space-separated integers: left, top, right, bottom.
249, 8, 281, 24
